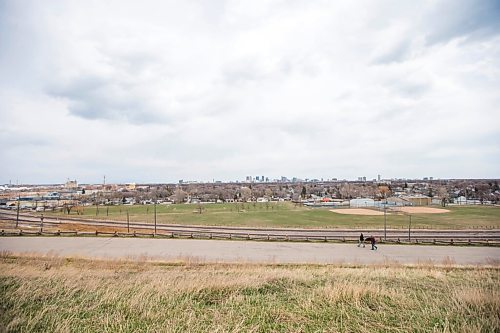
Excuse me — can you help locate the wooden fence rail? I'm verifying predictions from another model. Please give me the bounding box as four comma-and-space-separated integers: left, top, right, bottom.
1, 229, 498, 246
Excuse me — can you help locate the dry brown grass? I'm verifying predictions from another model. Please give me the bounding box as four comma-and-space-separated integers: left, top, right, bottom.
0, 220, 156, 235
0, 255, 498, 332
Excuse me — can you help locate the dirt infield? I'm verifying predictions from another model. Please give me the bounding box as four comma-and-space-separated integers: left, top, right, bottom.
399, 207, 450, 214
330, 208, 385, 216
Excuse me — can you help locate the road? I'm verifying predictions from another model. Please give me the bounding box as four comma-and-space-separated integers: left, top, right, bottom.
1, 237, 498, 265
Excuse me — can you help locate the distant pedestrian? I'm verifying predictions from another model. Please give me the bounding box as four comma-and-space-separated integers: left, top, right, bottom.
369, 236, 377, 250
357, 233, 365, 247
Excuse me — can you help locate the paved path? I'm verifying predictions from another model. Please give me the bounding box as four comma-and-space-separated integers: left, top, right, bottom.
1, 237, 498, 265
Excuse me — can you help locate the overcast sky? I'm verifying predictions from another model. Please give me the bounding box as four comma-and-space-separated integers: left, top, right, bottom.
1, 0, 499, 184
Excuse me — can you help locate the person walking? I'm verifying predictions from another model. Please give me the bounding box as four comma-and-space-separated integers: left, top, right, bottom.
357, 233, 365, 247
369, 236, 377, 250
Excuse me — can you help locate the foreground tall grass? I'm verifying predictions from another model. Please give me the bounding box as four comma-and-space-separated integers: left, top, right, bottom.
0, 256, 498, 332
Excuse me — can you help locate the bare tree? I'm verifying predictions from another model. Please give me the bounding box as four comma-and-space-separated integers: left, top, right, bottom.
240, 187, 252, 202
174, 188, 187, 204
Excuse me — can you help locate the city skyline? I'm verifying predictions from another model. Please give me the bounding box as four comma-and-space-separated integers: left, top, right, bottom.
2, 174, 497, 187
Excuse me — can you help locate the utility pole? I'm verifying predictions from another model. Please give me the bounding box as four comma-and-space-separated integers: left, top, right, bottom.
154, 202, 157, 235
408, 215, 412, 242
16, 195, 20, 228
384, 206, 387, 241
95, 192, 99, 216
127, 210, 130, 233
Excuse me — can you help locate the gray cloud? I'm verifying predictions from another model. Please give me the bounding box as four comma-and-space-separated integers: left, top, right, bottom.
0, 0, 499, 183
48, 76, 166, 123
424, 0, 500, 44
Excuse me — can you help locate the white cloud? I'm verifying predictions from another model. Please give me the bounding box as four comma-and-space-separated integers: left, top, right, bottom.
0, 0, 499, 183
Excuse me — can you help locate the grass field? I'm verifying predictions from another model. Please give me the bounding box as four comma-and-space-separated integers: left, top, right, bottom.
41, 203, 500, 229
0, 255, 498, 332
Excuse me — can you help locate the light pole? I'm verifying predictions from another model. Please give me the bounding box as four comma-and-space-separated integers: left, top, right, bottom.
408, 214, 412, 242
384, 206, 387, 241
127, 210, 130, 233
154, 201, 157, 235
16, 195, 20, 228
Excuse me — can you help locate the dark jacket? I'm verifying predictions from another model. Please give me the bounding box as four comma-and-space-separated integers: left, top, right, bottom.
365, 237, 375, 243
359, 233, 364, 241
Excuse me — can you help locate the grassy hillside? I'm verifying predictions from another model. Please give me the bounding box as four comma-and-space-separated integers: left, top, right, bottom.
41, 203, 500, 229
0, 255, 498, 332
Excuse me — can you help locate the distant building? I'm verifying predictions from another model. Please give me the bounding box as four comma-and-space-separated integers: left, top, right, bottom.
65, 180, 78, 189
401, 195, 431, 206
350, 198, 375, 207
385, 197, 408, 206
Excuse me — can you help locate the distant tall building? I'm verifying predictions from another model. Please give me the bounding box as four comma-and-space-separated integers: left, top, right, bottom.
65, 180, 78, 189
378, 174, 381, 181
